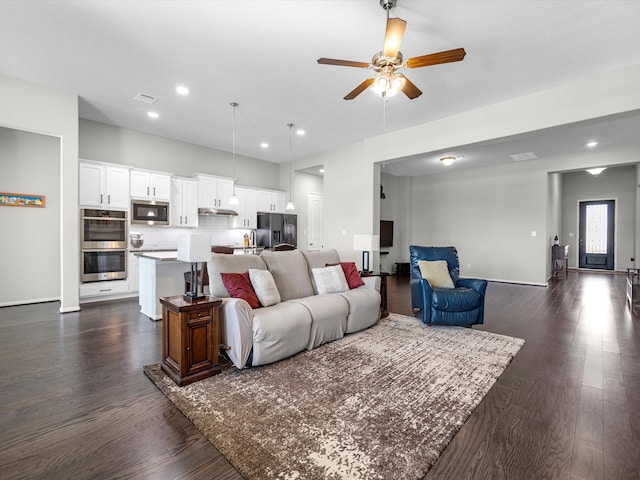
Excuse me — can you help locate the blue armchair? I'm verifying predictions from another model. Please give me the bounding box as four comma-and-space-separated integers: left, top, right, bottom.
409, 245, 487, 326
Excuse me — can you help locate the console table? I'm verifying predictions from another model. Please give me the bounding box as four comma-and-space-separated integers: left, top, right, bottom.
160, 295, 223, 386
552, 245, 569, 278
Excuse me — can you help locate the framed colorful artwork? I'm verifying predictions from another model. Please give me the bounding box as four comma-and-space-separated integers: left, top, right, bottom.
0, 192, 46, 207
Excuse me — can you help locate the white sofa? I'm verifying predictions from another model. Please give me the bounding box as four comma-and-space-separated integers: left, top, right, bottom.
207, 248, 381, 369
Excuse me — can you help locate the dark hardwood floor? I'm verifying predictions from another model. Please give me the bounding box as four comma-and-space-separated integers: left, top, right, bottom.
1, 272, 639, 479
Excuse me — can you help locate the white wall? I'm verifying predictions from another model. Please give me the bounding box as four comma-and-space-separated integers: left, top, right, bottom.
298, 63, 640, 285
380, 172, 411, 273
561, 165, 636, 271
80, 119, 280, 190
0, 127, 60, 305
0, 73, 79, 312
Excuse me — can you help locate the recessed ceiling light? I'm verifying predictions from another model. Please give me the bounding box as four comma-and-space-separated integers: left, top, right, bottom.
319, 168, 325, 173
260, 142, 269, 148
586, 141, 598, 148
586, 167, 606, 175
176, 85, 189, 95
147, 111, 159, 119
296, 129, 305, 136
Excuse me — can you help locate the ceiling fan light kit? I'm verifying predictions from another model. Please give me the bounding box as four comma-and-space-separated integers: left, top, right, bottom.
317, 0, 466, 101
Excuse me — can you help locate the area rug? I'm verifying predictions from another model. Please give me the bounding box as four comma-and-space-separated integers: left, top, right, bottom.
144, 313, 524, 480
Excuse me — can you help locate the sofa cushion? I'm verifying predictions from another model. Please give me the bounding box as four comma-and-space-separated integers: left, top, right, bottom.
339, 288, 381, 333
288, 294, 349, 350
249, 269, 281, 307
431, 287, 481, 312
260, 249, 315, 301
208, 253, 266, 298
417, 259, 455, 289
221, 271, 261, 308
251, 302, 312, 366
312, 265, 349, 294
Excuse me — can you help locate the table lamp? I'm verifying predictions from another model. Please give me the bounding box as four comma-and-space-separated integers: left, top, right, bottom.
353, 234, 380, 274
177, 233, 211, 302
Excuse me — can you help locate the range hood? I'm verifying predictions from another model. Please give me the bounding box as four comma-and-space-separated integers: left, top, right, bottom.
198, 207, 238, 217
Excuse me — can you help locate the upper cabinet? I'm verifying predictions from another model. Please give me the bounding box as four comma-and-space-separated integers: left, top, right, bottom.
130, 169, 171, 201
256, 189, 286, 213
197, 175, 235, 210
79, 161, 130, 210
171, 178, 199, 228
232, 187, 258, 229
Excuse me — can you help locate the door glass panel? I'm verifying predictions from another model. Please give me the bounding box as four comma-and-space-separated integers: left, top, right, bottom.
585, 204, 607, 254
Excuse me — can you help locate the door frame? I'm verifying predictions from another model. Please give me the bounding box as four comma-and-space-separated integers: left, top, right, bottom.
307, 191, 324, 251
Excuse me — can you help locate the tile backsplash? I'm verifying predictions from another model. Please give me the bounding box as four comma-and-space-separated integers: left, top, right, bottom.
129, 216, 250, 250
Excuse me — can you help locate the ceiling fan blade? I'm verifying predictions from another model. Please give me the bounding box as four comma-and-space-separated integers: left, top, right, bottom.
399, 75, 422, 99
382, 17, 407, 58
317, 58, 370, 68
405, 48, 467, 69
344, 77, 376, 100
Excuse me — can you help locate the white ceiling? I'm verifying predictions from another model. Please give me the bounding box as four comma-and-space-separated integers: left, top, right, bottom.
1, 1, 639, 176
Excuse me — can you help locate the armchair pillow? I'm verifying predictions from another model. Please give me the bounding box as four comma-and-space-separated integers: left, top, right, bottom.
312, 265, 349, 294
221, 271, 261, 308
417, 260, 455, 289
249, 269, 281, 307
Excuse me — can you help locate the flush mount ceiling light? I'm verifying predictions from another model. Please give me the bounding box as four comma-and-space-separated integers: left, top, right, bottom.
228, 102, 239, 206
317, 0, 466, 100
286, 123, 296, 211
586, 167, 606, 175
440, 156, 455, 166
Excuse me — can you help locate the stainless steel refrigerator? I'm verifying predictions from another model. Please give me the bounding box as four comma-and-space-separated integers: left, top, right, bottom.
257, 213, 297, 249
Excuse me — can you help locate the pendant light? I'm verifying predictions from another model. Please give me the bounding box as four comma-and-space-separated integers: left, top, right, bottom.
228, 102, 239, 206
286, 123, 295, 211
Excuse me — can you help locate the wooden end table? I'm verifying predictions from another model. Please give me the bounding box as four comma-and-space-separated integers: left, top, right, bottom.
160, 295, 223, 386
360, 271, 389, 318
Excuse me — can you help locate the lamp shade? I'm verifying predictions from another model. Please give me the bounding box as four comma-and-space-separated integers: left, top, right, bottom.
177, 233, 211, 263
353, 234, 380, 252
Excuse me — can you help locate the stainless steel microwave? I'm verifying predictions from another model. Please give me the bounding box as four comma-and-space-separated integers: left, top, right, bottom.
131, 199, 170, 226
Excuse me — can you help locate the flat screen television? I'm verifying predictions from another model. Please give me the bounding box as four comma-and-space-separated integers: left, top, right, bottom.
380, 220, 394, 248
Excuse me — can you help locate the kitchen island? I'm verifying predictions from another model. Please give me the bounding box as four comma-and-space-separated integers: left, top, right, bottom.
137, 251, 187, 321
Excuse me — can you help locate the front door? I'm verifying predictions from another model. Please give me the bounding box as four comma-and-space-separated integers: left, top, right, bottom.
578, 200, 615, 270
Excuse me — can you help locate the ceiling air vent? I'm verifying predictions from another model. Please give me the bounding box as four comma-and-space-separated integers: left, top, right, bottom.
509, 152, 538, 162
134, 92, 158, 104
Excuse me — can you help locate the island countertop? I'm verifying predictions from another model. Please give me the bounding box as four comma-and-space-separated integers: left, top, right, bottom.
135, 250, 180, 261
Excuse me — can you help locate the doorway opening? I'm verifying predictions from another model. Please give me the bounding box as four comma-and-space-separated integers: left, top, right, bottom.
578, 199, 615, 270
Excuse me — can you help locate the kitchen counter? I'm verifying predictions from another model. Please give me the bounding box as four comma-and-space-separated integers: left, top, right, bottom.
134, 250, 179, 261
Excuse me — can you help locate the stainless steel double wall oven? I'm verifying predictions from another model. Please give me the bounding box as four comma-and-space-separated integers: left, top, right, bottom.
80, 208, 128, 282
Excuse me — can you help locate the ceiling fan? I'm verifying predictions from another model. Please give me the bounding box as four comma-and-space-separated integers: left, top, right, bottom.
317, 0, 466, 100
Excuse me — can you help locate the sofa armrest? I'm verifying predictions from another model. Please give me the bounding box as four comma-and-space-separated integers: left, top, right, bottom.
410, 278, 433, 323
359, 276, 381, 292
457, 277, 488, 296
219, 297, 254, 369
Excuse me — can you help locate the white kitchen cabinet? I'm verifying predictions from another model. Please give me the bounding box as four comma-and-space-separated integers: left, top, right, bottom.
232, 187, 258, 229
256, 189, 286, 213
79, 161, 130, 210
197, 175, 235, 210
171, 178, 199, 228
80, 279, 131, 298
130, 169, 172, 201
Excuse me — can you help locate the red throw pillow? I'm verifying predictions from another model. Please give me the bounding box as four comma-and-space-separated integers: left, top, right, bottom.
326, 262, 365, 289
221, 271, 261, 308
